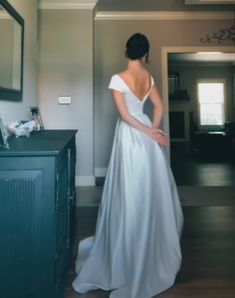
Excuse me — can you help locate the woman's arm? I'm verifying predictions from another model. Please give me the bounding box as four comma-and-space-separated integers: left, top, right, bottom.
112, 89, 168, 145
149, 85, 164, 129
149, 85, 169, 145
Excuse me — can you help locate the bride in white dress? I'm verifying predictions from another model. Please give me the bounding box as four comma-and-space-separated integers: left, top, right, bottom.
72, 33, 183, 298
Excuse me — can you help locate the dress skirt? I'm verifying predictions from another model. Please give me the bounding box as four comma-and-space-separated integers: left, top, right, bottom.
72, 112, 183, 298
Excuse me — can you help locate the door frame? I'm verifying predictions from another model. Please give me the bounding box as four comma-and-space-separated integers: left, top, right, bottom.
161, 46, 235, 158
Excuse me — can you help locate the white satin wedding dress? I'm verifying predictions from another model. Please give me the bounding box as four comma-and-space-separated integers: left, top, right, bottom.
72, 74, 183, 298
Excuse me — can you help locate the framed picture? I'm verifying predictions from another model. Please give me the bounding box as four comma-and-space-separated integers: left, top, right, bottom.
29, 106, 44, 129
0, 118, 9, 149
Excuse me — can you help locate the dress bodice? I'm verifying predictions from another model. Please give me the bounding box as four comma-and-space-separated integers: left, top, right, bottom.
108, 74, 154, 115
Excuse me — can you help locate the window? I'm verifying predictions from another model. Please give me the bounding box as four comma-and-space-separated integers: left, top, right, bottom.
197, 80, 225, 126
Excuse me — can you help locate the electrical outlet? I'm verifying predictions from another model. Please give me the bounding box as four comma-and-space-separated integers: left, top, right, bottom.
58, 96, 71, 105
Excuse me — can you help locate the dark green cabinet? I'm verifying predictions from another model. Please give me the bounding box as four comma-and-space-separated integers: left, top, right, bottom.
0, 130, 77, 298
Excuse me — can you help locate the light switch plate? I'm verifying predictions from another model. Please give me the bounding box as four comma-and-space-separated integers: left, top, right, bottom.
58, 96, 71, 105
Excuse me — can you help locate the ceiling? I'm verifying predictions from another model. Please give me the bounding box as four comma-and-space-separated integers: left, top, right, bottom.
37, 0, 235, 11
169, 52, 235, 64
96, 0, 235, 12
185, 0, 235, 4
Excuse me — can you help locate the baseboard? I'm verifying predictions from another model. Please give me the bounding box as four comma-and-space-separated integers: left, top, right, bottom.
95, 168, 107, 177
75, 168, 107, 186
76, 175, 95, 186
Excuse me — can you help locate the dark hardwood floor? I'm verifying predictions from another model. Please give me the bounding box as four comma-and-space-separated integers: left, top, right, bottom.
65, 141, 235, 298
170, 141, 235, 186
65, 206, 235, 298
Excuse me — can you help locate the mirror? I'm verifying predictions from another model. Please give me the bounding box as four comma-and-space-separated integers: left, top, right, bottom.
0, 0, 24, 101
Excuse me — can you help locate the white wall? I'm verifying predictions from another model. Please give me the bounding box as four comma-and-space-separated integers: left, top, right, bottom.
94, 15, 234, 174
38, 9, 94, 186
0, 0, 38, 124
2, 3, 232, 186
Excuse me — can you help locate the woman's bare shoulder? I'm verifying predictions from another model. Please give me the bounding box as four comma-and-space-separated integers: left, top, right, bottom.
117, 70, 128, 78
144, 69, 152, 77
117, 68, 152, 82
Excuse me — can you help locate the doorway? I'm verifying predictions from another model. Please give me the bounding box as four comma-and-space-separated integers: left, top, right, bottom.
161, 46, 235, 186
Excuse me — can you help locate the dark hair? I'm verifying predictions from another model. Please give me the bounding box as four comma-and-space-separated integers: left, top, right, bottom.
125, 33, 150, 62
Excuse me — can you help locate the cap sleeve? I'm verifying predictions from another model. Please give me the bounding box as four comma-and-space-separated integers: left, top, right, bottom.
151, 76, 155, 86
108, 75, 125, 93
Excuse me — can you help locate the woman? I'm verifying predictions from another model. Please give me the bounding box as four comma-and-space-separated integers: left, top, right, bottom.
72, 33, 183, 298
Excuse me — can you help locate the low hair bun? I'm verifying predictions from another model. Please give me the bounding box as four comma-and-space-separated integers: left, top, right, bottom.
125, 33, 150, 62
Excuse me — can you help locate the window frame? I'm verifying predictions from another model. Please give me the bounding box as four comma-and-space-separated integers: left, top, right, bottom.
196, 78, 226, 129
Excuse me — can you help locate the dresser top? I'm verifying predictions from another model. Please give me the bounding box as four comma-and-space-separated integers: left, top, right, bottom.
0, 129, 77, 156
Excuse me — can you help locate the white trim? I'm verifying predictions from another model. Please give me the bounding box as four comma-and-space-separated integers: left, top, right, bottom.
76, 175, 95, 186
95, 167, 107, 177
95, 11, 233, 21
39, 1, 97, 10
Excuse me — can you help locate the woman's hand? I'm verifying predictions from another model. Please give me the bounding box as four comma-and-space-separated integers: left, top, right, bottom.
155, 130, 169, 146
111, 90, 168, 146
147, 128, 169, 146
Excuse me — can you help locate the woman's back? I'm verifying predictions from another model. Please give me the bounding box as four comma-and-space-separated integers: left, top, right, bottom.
118, 66, 151, 101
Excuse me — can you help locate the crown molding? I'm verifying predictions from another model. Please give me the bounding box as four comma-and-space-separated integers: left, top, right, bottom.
39, 0, 98, 10
95, 11, 234, 21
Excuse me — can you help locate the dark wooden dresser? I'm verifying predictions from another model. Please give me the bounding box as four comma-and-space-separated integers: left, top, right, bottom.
0, 129, 77, 298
